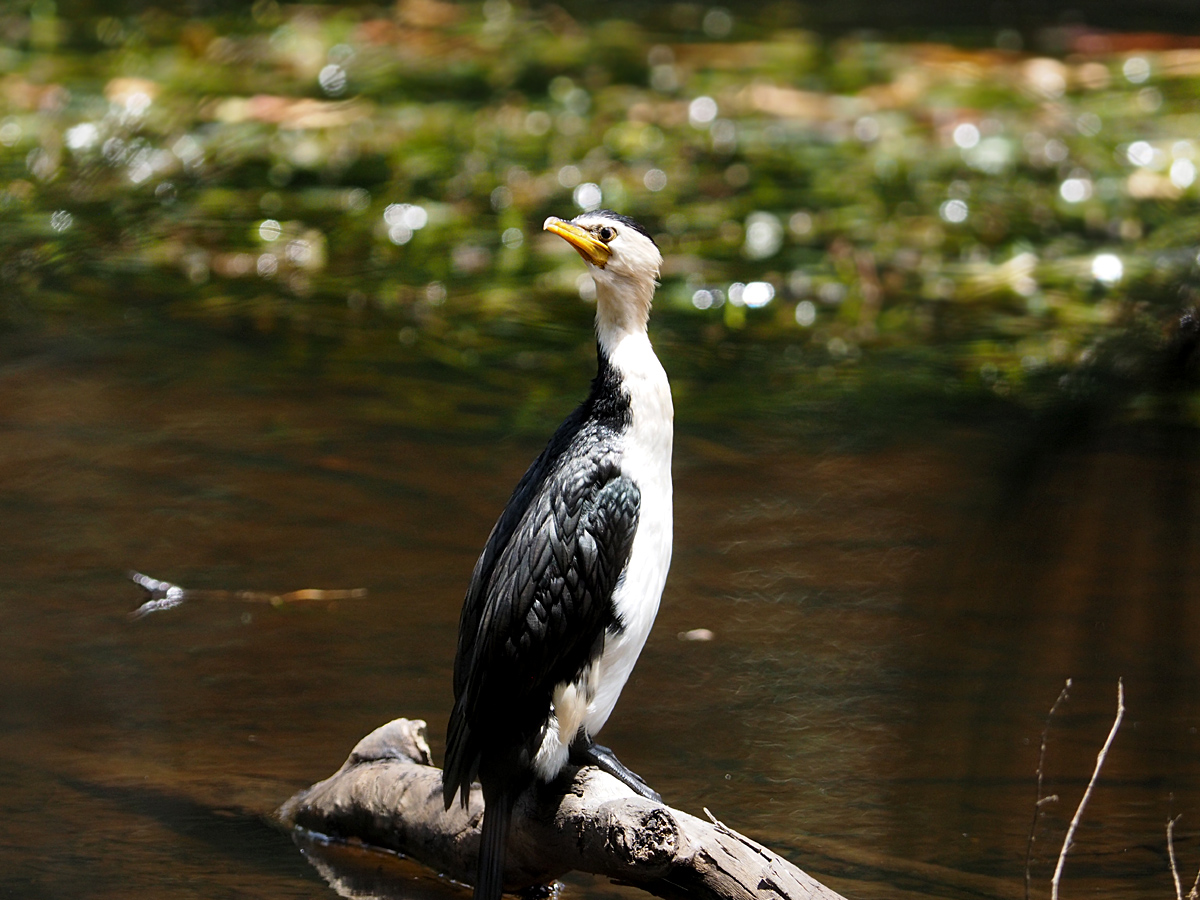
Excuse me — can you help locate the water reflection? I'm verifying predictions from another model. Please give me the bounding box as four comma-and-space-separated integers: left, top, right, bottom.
300, 838, 463, 900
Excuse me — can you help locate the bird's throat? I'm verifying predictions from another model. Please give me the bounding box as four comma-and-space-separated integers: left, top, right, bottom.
594, 275, 654, 357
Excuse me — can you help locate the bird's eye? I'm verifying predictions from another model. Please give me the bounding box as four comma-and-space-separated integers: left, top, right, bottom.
598, 226, 615, 242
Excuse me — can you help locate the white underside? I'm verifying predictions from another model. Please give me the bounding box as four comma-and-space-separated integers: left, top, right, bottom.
533, 329, 673, 781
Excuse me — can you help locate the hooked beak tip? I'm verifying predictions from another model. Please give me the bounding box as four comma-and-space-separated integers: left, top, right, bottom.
543, 216, 611, 268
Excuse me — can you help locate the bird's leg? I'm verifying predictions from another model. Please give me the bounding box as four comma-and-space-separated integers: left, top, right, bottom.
569, 735, 661, 803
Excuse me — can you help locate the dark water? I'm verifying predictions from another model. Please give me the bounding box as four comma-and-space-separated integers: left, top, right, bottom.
2, 335, 1199, 900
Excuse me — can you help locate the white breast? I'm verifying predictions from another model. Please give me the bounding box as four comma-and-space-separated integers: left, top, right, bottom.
583, 330, 673, 735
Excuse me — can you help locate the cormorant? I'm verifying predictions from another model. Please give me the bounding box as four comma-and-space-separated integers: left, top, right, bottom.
443, 210, 672, 900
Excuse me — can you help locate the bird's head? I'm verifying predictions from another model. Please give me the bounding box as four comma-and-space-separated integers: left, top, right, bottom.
544, 210, 662, 340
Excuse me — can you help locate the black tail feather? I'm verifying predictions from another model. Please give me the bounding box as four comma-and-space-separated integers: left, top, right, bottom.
443, 702, 470, 810
475, 784, 513, 900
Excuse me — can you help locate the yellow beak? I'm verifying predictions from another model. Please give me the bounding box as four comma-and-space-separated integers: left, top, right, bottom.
543, 217, 611, 268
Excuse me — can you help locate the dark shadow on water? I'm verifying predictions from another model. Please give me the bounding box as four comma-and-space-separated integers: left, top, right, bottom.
58, 775, 321, 882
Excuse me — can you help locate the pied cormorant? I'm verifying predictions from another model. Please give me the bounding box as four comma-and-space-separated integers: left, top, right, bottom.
443, 210, 672, 900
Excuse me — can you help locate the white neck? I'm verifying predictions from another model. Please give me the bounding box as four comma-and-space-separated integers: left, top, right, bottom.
594, 272, 655, 359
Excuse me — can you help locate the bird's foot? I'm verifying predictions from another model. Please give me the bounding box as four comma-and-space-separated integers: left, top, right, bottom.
569, 739, 661, 803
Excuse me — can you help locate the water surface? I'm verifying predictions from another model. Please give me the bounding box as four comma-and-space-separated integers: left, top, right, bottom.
2, 338, 1199, 900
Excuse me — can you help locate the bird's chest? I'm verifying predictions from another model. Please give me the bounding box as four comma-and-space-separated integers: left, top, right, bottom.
609, 370, 673, 630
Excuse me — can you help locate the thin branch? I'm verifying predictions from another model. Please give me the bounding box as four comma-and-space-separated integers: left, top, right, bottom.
1026, 679, 1072, 900
1050, 678, 1125, 900
1169, 815, 1184, 900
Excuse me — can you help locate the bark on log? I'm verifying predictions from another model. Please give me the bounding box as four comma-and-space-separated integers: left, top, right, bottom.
277, 718, 850, 900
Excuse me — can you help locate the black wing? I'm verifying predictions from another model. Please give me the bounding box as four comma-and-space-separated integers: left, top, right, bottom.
443, 442, 639, 809
448, 409, 583, 703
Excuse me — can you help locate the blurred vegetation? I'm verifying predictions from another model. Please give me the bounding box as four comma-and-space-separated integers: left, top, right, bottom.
3, 0, 1200, 439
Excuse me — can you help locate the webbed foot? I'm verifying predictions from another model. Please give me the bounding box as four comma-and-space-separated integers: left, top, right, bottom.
569, 738, 661, 803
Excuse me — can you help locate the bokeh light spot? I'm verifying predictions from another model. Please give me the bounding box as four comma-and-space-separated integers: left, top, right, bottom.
702, 7, 733, 37
1170, 159, 1196, 189
573, 182, 602, 211
854, 116, 879, 143
953, 123, 980, 149
384, 203, 428, 230
557, 165, 581, 189
318, 64, 347, 97
742, 282, 775, 308
1126, 141, 1155, 168
939, 199, 969, 224
744, 211, 782, 259
1123, 56, 1151, 84
65, 123, 98, 151
688, 96, 718, 128
1092, 253, 1123, 285
1059, 177, 1092, 203
795, 300, 817, 326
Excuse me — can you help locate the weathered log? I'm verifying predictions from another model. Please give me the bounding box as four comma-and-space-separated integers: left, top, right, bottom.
277, 718, 850, 900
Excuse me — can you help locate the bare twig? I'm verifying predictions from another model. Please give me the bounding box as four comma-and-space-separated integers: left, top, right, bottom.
128, 570, 366, 618
1169, 815, 1200, 900
1169, 815, 1184, 900
1026, 678, 1072, 900
1050, 678, 1125, 900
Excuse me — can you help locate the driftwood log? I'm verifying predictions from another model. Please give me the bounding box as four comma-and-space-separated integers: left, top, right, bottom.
277, 718, 850, 900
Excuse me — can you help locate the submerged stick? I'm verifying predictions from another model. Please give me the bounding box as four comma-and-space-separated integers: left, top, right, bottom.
1168, 813, 1200, 900
128, 570, 366, 618
1170, 816, 1184, 900
278, 718, 849, 900
1025, 679, 1071, 900
1050, 678, 1125, 900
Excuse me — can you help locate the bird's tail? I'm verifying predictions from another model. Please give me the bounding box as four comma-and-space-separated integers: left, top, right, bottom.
443, 699, 473, 809
475, 783, 513, 900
